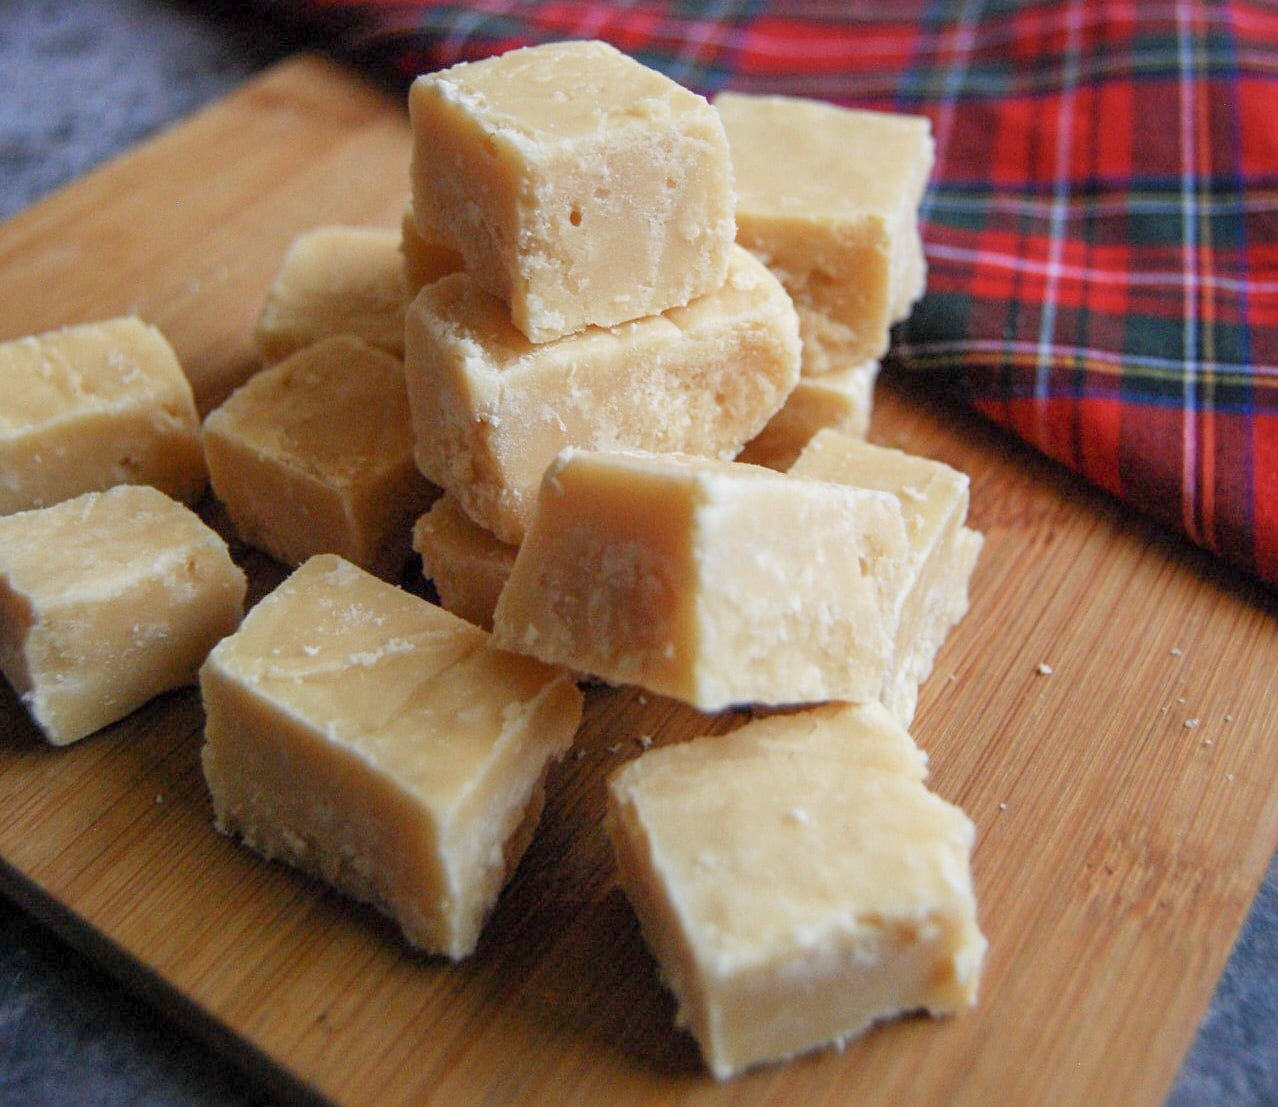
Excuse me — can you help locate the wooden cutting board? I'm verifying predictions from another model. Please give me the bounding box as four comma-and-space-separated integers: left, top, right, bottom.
1, 54, 1275, 1107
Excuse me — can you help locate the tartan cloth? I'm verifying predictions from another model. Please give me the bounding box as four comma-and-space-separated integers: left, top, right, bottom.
264, 0, 1278, 589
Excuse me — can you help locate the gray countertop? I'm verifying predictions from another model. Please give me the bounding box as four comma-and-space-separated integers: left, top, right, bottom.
0, 2, 1274, 1103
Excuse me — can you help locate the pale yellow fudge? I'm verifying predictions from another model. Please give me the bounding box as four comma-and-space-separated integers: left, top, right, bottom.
490, 448, 908, 711
794, 301, 895, 378
200, 554, 583, 958
736, 359, 879, 470
0, 485, 246, 745
606, 701, 986, 1079
204, 335, 439, 578
400, 200, 465, 296
715, 92, 934, 367
412, 495, 517, 631
409, 40, 736, 343
405, 245, 799, 545
255, 226, 425, 362
0, 317, 206, 515
790, 429, 982, 724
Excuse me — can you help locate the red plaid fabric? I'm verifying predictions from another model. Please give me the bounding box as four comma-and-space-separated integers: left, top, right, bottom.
264, 0, 1278, 589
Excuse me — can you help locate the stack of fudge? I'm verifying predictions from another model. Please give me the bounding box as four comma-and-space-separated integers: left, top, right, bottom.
0, 40, 986, 1081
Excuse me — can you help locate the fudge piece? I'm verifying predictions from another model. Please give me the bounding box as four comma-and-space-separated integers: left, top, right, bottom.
490, 448, 908, 711
0, 317, 206, 515
790, 429, 981, 724
796, 301, 897, 378
715, 92, 934, 367
200, 554, 583, 958
0, 485, 246, 745
606, 701, 986, 1079
255, 226, 426, 362
203, 335, 439, 578
400, 200, 465, 296
409, 40, 736, 342
412, 494, 517, 631
404, 245, 800, 545
736, 359, 879, 471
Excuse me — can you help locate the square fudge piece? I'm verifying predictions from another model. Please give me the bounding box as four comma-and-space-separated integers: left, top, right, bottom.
715, 92, 934, 367
490, 448, 908, 711
400, 200, 466, 297
790, 429, 982, 724
412, 494, 517, 632
606, 701, 986, 1079
736, 359, 879, 471
203, 335, 440, 578
0, 485, 246, 745
0, 316, 206, 515
409, 40, 736, 343
255, 226, 430, 363
200, 554, 583, 958
405, 244, 800, 545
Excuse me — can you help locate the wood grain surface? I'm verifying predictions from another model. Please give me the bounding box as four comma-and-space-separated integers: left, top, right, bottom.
0, 54, 1276, 1107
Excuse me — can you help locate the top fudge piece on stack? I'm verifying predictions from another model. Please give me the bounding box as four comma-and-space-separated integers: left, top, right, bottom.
408, 40, 737, 344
